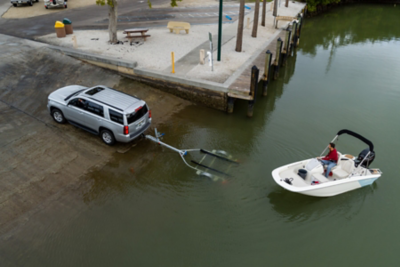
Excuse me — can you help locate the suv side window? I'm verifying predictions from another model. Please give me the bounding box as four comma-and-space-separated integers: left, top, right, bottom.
109, 109, 124, 125
85, 101, 104, 117
69, 98, 87, 110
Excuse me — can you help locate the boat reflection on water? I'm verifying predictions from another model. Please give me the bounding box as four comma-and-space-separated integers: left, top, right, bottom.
267, 182, 378, 223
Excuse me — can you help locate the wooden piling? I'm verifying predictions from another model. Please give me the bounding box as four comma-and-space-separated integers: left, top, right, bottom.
248, 65, 259, 117
262, 50, 272, 96
297, 15, 303, 46
282, 27, 291, 67
273, 38, 283, 80
227, 97, 235, 113
291, 22, 298, 52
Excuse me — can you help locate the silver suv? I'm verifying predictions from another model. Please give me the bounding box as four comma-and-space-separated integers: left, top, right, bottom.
47, 85, 151, 145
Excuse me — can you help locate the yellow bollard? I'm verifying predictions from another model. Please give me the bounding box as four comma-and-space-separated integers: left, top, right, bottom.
171, 52, 175, 74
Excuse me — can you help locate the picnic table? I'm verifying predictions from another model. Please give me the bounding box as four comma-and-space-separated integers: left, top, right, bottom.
123, 28, 151, 44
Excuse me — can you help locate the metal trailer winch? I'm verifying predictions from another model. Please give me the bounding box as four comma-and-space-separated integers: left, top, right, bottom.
145, 129, 239, 180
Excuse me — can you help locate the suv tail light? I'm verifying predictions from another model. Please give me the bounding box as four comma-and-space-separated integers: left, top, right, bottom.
124, 126, 129, 135
149, 110, 152, 118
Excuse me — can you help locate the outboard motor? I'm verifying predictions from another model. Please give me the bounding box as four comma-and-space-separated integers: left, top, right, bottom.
355, 148, 375, 168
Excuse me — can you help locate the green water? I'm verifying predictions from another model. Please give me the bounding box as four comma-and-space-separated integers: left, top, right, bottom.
3, 4, 400, 266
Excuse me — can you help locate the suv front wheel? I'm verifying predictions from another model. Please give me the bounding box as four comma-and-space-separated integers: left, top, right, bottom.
100, 129, 115, 146
51, 108, 66, 124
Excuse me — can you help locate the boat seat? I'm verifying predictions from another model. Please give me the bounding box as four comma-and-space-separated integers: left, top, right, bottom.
312, 173, 329, 183
332, 158, 355, 178
330, 152, 342, 170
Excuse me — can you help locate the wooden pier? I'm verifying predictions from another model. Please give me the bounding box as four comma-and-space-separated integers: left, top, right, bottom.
226, 9, 305, 117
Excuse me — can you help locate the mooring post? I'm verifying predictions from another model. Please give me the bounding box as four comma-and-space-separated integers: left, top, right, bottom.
291, 22, 298, 52
286, 26, 293, 58
171, 52, 175, 74
262, 50, 272, 96
227, 97, 235, 113
282, 27, 292, 67
297, 14, 303, 46
273, 38, 283, 80
248, 65, 259, 117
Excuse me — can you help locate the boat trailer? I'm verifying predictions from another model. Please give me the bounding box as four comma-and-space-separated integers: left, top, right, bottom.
145, 129, 239, 180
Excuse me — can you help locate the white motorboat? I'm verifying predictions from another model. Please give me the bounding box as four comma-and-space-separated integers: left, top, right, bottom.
272, 130, 382, 197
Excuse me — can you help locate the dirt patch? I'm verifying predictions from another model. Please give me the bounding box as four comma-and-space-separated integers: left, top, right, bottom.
2, 0, 96, 19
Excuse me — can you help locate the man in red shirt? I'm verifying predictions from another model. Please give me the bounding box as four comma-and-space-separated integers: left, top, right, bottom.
318, 143, 338, 178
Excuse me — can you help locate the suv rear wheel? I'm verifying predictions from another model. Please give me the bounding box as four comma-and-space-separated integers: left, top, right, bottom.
51, 108, 66, 124
28, 0, 33, 6
100, 129, 115, 146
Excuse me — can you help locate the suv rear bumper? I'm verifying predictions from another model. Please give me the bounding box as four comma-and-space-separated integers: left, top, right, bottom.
115, 121, 151, 143
45, 3, 65, 8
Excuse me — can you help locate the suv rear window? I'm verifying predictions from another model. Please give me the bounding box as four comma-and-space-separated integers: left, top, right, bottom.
109, 109, 124, 125
127, 105, 148, 124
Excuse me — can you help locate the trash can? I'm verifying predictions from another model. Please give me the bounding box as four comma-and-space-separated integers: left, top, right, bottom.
63, 18, 73, 35
298, 169, 307, 180
54, 21, 66, 38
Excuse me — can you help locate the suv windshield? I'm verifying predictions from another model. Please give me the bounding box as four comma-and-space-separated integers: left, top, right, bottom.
127, 105, 148, 124
64, 89, 85, 101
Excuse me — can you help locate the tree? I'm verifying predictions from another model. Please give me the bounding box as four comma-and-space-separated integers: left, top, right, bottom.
251, 0, 260, 37
96, 0, 118, 44
96, 0, 182, 44
261, 0, 267, 26
235, 0, 245, 52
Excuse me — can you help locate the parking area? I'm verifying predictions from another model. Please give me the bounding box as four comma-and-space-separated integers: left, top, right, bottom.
0, 34, 190, 235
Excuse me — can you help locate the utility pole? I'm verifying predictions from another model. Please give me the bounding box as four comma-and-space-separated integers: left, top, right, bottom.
217, 0, 223, 61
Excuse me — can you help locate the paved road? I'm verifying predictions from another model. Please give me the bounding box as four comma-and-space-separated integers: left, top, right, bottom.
0, 0, 248, 39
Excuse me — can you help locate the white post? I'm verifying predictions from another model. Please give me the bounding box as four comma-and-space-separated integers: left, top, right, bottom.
72, 35, 78, 48
200, 49, 205, 65
208, 33, 214, 71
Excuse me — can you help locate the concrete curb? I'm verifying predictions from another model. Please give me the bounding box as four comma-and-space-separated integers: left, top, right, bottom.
0, 2, 11, 17
48, 45, 138, 69
134, 68, 228, 93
